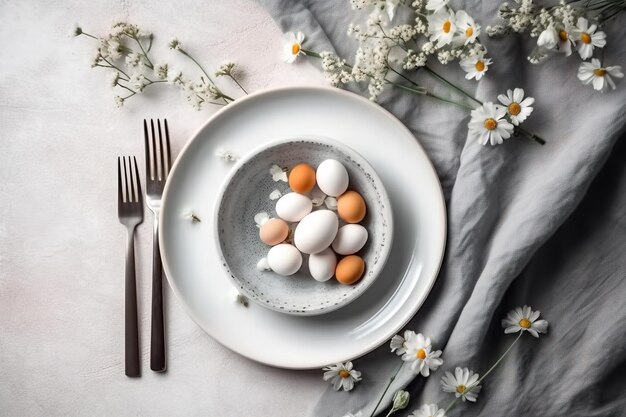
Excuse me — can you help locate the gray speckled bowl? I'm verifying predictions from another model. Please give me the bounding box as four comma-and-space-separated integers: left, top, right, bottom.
214, 137, 393, 316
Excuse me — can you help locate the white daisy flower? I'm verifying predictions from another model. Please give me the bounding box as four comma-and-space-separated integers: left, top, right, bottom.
555, 26, 574, 56
409, 404, 446, 417
282, 32, 306, 64
427, 10, 457, 47
270, 164, 288, 182
501, 305, 549, 338
454, 10, 480, 46
441, 367, 481, 402
425, 0, 449, 13
497, 88, 534, 126
572, 17, 606, 60
401, 332, 444, 377
468, 102, 514, 146
459, 55, 492, 80
323, 362, 362, 392
577, 59, 623, 92
537, 25, 558, 50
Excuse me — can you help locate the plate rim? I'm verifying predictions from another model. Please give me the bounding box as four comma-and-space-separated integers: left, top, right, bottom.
159, 85, 447, 369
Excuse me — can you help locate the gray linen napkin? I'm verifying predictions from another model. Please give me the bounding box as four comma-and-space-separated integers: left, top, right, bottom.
258, 1, 626, 416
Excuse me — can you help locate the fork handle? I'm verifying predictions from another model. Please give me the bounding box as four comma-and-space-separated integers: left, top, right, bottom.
125, 229, 140, 377
150, 217, 166, 372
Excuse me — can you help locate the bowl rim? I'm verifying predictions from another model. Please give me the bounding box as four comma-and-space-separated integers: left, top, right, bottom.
212, 134, 395, 316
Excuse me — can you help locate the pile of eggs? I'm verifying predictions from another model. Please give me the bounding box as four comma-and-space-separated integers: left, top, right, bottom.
258, 159, 369, 285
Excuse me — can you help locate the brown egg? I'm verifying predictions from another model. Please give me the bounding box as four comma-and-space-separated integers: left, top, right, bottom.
289, 163, 316, 193
259, 218, 289, 246
337, 191, 366, 223
335, 255, 365, 285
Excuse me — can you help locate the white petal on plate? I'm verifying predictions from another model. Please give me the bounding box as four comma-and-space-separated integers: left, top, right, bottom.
324, 196, 338, 210
256, 257, 271, 271
270, 164, 288, 182
269, 189, 283, 200
254, 211, 270, 227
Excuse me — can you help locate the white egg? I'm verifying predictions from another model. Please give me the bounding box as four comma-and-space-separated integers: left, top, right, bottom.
267, 244, 302, 276
294, 210, 339, 254
332, 224, 368, 255
308, 248, 337, 282
316, 159, 349, 197
275, 193, 313, 222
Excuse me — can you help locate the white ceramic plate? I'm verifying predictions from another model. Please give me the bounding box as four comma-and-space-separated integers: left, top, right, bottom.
160, 86, 446, 369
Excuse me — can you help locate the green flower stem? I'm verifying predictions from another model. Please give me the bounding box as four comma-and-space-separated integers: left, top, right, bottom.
423, 66, 482, 105
369, 363, 404, 417
79, 32, 98, 40
302, 49, 322, 58
177, 48, 234, 103
132, 35, 154, 69
516, 126, 546, 145
116, 82, 136, 94
101, 57, 130, 79
229, 75, 248, 94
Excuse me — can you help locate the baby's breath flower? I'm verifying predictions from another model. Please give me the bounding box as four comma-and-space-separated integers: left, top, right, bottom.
154, 63, 169, 80
90, 53, 102, 68
125, 52, 144, 68
214, 147, 238, 162
109, 71, 120, 87
114, 95, 125, 108
129, 73, 148, 92
73, 25, 83, 37
169, 38, 181, 50
215, 61, 236, 77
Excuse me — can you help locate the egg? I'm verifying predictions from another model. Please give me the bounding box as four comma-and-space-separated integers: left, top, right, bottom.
275, 192, 313, 222
335, 255, 365, 285
337, 191, 367, 223
293, 210, 339, 254
259, 218, 289, 246
289, 163, 316, 193
308, 248, 337, 282
332, 224, 368, 255
267, 244, 302, 276
316, 159, 349, 197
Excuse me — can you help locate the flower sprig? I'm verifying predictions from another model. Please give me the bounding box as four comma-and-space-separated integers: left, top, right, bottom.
74, 23, 247, 109
488, 0, 624, 92
324, 305, 549, 417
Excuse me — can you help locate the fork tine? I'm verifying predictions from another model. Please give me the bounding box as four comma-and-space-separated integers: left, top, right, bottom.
150, 119, 157, 181
123, 156, 131, 202
118, 157, 123, 204
128, 156, 136, 202
164, 119, 171, 176
158, 119, 165, 181
133, 156, 142, 203
144, 119, 151, 181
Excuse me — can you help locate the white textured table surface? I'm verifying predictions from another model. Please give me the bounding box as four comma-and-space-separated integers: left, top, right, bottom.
0, 1, 328, 415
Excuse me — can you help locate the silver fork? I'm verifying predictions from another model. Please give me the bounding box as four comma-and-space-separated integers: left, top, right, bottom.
117, 156, 143, 377
144, 119, 171, 372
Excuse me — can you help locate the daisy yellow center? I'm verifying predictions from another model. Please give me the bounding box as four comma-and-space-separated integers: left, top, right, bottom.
508, 102, 521, 116
292, 43, 301, 55
475, 60, 485, 72
594, 68, 607, 76
559, 30, 568, 41
443, 20, 452, 33
339, 370, 350, 378
484, 118, 497, 130
466, 27, 474, 38
519, 318, 531, 329
580, 32, 591, 44
456, 384, 466, 394
416, 348, 427, 360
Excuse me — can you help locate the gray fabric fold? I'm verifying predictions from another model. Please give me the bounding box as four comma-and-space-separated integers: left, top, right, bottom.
258, 1, 626, 416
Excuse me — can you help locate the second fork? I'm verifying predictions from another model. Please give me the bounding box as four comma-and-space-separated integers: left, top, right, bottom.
144, 119, 171, 372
